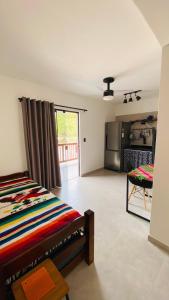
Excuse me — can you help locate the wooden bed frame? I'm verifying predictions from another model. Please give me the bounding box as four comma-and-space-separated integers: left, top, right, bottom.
0, 172, 94, 300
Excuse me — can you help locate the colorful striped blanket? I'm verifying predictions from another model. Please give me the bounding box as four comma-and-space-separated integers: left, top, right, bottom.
0, 177, 81, 264
128, 164, 154, 182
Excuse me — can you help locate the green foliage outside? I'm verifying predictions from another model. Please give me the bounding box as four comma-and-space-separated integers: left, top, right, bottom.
56, 111, 78, 144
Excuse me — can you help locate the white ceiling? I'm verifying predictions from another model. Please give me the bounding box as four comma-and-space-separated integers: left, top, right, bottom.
133, 0, 169, 47
0, 0, 162, 101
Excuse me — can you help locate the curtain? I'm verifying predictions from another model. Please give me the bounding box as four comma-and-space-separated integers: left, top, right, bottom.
21, 97, 61, 189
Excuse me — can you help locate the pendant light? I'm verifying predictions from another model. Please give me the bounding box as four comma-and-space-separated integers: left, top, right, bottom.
103, 77, 114, 101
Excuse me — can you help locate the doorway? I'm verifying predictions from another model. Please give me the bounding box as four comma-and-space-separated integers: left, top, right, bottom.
56, 110, 79, 182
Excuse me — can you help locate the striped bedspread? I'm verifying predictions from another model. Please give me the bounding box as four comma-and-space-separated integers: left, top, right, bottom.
0, 177, 81, 264
128, 164, 154, 182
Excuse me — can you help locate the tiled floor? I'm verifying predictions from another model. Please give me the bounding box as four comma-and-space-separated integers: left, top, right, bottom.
54, 169, 169, 300
60, 159, 79, 182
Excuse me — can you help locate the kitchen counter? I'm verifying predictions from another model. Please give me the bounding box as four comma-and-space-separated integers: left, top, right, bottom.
128, 145, 152, 151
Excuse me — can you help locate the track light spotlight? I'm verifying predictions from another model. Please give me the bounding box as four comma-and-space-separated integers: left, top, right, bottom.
129, 94, 133, 102
136, 94, 141, 101
123, 95, 127, 104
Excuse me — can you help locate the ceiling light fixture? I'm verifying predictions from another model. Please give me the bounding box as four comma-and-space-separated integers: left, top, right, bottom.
103, 77, 114, 101
129, 94, 133, 102
123, 95, 127, 104
123, 90, 142, 104
136, 93, 141, 101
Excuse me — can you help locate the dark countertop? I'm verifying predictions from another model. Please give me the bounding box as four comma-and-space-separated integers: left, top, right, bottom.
124, 146, 152, 151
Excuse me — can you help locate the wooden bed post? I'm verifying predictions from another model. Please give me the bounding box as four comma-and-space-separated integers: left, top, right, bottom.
0, 272, 7, 300
84, 210, 94, 265
0, 287, 7, 300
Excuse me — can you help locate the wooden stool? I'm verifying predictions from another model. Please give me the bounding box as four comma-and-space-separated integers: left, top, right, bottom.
12, 259, 70, 300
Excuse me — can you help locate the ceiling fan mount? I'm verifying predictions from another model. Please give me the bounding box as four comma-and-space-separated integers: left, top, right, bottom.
103, 77, 115, 84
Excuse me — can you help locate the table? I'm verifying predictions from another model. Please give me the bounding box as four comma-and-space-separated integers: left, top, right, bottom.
123, 149, 153, 172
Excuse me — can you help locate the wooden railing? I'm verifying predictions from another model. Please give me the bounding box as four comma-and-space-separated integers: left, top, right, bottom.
58, 143, 78, 163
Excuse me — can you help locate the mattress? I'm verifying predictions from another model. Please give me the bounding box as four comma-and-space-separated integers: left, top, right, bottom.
0, 177, 81, 264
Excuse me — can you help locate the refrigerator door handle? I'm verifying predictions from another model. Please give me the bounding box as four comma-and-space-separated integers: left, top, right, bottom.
105, 135, 108, 149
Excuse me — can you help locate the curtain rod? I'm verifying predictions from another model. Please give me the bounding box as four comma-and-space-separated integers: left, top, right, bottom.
54, 104, 88, 112
18, 98, 88, 112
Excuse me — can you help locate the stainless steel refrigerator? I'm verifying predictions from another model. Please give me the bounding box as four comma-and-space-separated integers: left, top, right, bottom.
104, 122, 123, 171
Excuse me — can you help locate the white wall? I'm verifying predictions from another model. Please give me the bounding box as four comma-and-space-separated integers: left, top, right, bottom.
133, 0, 169, 47
114, 96, 158, 117
150, 44, 169, 246
0, 75, 115, 176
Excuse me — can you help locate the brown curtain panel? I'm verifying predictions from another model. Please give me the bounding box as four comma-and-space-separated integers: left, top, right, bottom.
21, 97, 61, 189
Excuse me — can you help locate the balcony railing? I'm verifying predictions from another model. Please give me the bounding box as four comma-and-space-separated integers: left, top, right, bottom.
58, 143, 78, 163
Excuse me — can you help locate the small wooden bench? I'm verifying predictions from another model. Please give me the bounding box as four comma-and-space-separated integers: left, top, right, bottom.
12, 259, 70, 300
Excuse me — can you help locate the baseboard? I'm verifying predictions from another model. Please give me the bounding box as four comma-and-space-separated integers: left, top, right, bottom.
81, 168, 103, 177
148, 235, 169, 253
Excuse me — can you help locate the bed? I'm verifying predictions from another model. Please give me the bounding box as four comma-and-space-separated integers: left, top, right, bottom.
0, 171, 94, 300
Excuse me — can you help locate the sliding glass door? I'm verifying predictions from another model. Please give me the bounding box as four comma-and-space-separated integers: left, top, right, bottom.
56, 111, 79, 182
